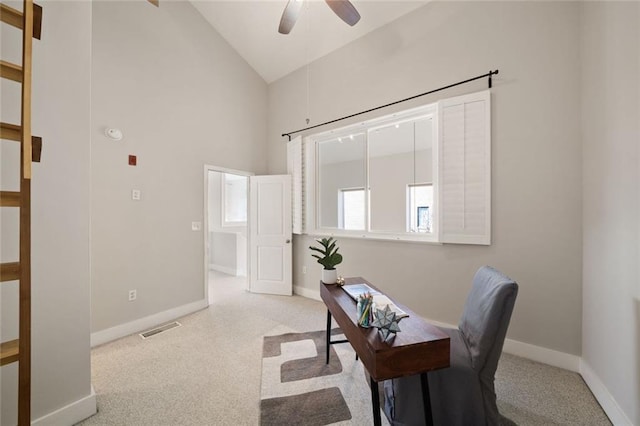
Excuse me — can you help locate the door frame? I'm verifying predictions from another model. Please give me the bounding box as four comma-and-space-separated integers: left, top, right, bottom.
203, 165, 254, 303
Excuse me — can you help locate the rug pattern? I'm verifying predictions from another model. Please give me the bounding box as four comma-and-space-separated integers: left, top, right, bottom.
260, 328, 389, 426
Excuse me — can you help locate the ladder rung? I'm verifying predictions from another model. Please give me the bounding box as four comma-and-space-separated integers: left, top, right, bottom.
0, 262, 20, 282
1, 122, 43, 162
0, 3, 42, 40
0, 122, 21, 141
0, 191, 21, 207
0, 339, 19, 366
0, 59, 22, 82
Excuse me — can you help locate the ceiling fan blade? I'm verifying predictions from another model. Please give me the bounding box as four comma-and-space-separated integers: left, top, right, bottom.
325, 0, 361, 27
278, 0, 304, 34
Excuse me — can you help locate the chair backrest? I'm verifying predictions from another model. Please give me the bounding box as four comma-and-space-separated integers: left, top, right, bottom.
459, 266, 518, 375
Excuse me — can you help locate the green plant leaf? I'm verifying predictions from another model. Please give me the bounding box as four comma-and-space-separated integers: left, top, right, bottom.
309, 237, 342, 269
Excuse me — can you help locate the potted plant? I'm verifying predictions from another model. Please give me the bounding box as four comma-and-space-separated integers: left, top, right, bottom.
309, 237, 343, 284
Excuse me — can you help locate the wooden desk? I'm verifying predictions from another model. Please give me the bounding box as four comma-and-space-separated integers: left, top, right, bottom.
321, 277, 450, 426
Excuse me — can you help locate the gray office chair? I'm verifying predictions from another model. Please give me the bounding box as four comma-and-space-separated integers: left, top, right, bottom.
382, 266, 519, 426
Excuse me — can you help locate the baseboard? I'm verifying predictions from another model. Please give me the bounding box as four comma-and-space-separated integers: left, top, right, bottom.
91, 299, 208, 347
293, 285, 321, 301
580, 360, 633, 425
31, 385, 96, 426
502, 337, 581, 372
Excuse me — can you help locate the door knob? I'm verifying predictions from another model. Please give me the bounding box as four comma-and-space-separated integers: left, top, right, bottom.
286, 239, 291, 244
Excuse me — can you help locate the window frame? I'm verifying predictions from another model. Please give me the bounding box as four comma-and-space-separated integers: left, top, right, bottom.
300, 90, 491, 245
306, 103, 440, 243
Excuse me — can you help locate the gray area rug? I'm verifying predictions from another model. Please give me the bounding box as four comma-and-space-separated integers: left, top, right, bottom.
260, 328, 390, 426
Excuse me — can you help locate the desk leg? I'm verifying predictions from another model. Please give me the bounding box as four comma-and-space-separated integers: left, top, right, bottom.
420, 373, 434, 426
370, 377, 382, 426
326, 310, 331, 365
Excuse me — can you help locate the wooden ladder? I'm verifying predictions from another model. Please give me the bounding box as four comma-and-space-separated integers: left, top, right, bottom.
0, 1, 43, 424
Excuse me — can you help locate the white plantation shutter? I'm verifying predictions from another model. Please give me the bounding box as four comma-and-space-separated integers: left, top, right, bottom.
287, 136, 304, 234
438, 90, 491, 245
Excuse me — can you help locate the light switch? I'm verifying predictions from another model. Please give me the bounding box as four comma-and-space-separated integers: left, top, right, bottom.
191, 221, 201, 231
132, 189, 141, 200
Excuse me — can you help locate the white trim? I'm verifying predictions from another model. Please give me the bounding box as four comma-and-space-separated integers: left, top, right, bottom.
580, 360, 633, 426
90, 299, 207, 347
307, 230, 441, 245
304, 137, 316, 236
293, 285, 321, 301
501, 337, 580, 372
287, 136, 304, 234
31, 386, 97, 426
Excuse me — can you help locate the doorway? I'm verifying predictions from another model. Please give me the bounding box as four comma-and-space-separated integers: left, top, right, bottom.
204, 166, 251, 304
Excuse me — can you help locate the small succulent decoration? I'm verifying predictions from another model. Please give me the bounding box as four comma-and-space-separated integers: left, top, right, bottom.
309, 237, 343, 270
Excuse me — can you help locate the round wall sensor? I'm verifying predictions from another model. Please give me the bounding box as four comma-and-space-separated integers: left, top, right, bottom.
105, 128, 123, 141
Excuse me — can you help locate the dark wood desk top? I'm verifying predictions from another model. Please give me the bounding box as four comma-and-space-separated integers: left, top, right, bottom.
321, 277, 450, 382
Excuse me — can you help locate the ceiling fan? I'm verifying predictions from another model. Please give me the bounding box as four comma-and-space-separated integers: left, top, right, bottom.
278, 0, 361, 35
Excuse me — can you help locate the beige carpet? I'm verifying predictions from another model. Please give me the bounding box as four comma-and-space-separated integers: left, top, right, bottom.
79, 271, 610, 425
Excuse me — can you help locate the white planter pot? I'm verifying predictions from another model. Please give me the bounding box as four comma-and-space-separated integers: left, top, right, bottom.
322, 269, 338, 284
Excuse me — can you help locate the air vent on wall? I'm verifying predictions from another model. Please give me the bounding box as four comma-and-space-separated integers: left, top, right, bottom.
139, 321, 181, 339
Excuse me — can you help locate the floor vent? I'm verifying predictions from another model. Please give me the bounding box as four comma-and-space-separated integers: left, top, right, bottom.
139, 321, 182, 339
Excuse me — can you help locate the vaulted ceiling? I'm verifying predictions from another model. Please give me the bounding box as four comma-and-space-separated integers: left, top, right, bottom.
190, 1, 429, 83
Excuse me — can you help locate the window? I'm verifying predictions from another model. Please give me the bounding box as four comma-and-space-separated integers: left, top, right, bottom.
222, 173, 247, 225
317, 133, 366, 230
368, 116, 433, 235
408, 184, 433, 233
294, 90, 491, 245
339, 188, 365, 230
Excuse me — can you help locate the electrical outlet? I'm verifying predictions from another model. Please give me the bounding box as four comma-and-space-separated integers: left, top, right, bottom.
191, 221, 201, 231
132, 189, 141, 201
302, 266, 307, 274
128, 290, 137, 301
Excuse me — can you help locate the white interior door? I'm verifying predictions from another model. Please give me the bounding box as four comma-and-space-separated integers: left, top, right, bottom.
249, 175, 292, 295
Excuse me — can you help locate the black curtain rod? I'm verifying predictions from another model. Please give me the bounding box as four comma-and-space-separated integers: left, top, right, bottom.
282, 69, 499, 141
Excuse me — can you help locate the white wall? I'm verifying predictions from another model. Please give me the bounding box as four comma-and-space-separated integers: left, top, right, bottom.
90, 1, 267, 333
581, 2, 640, 424
1, 1, 94, 424
268, 1, 584, 355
